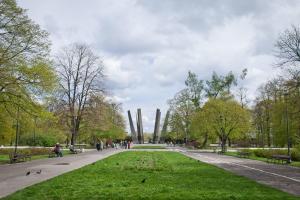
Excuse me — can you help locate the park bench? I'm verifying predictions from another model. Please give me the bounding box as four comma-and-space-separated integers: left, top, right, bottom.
69, 144, 86, 154
210, 144, 220, 153
9, 153, 31, 164
237, 151, 251, 158
268, 155, 291, 164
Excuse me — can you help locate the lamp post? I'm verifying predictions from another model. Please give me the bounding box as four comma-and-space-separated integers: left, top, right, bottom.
14, 106, 20, 155
284, 90, 291, 163
33, 116, 37, 146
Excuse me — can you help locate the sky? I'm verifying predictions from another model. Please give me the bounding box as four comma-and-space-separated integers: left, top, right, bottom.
19, 0, 300, 133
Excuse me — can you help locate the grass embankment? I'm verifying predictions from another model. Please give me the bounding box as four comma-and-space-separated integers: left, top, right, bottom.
0, 150, 71, 164
225, 151, 300, 167
3, 151, 298, 200
131, 146, 166, 149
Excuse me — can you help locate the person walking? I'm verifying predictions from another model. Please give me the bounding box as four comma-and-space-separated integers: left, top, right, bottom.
96, 142, 100, 151
127, 141, 131, 149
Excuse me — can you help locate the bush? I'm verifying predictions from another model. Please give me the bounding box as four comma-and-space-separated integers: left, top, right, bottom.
22, 133, 58, 147
291, 148, 300, 161
0, 147, 51, 155
252, 148, 300, 161
239, 149, 253, 156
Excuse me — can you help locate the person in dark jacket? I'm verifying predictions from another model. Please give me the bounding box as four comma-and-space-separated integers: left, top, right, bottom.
96, 142, 100, 151
53, 143, 63, 157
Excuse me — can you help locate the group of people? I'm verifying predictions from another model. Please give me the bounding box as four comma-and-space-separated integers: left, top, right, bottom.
121, 140, 131, 149
95, 140, 131, 151
96, 140, 104, 151
52, 140, 133, 157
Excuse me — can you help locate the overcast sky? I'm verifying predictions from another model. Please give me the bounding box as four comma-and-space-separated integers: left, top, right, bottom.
19, 0, 300, 133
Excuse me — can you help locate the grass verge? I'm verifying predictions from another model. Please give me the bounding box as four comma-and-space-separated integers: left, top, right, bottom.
2, 151, 299, 200
224, 151, 300, 168
131, 146, 166, 149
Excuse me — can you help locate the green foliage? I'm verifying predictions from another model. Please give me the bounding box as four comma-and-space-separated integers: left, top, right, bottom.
185, 71, 204, 108
205, 71, 237, 99
202, 99, 251, 139
0, 0, 58, 147
21, 132, 63, 147
168, 70, 245, 146
80, 95, 126, 143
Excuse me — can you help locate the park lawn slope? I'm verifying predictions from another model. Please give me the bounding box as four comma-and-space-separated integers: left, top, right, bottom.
2, 151, 299, 200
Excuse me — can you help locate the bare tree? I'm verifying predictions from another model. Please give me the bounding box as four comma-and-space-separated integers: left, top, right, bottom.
275, 25, 300, 68
56, 44, 104, 145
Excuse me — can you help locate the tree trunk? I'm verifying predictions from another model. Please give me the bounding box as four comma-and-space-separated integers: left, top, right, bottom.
71, 133, 75, 145
199, 133, 208, 148
220, 135, 227, 153
228, 137, 231, 147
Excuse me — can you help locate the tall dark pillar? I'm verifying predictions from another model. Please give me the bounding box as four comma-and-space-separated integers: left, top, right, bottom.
136, 112, 140, 144
127, 110, 137, 143
153, 109, 161, 144
160, 110, 170, 143
137, 108, 144, 144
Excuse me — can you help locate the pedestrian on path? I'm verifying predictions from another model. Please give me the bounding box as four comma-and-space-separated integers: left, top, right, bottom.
96, 142, 100, 151
53, 143, 63, 157
127, 141, 131, 149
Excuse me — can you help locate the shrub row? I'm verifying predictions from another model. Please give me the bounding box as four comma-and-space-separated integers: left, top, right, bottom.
0, 147, 52, 155
251, 148, 300, 161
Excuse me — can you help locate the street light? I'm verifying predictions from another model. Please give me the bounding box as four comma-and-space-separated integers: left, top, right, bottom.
283, 89, 292, 163
33, 116, 37, 146
14, 105, 20, 155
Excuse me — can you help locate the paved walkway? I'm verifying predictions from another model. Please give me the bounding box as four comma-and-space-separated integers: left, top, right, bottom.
180, 150, 300, 196
0, 148, 123, 198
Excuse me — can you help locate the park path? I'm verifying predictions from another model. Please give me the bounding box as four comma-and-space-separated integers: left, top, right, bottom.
178, 149, 300, 196
0, 148, 123, 198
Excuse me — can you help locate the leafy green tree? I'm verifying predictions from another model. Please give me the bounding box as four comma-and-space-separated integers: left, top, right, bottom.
202, 99, 251, 152
81, 95, 125, 144
205, 71, 237, 99
0, 0, 54, 111
168, 89, 195, 142
185, 71, 204, 108
0, 0, 56, 146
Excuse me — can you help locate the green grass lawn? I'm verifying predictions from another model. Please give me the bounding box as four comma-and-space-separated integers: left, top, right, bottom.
131, 145, 166, 149
2, 151, 298, 200
224, 151, 300, 168
0, 150, 71, 165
